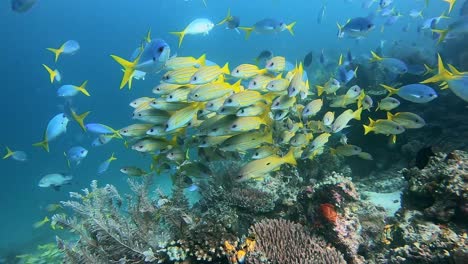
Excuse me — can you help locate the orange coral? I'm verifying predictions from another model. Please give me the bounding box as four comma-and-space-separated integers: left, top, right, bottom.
320, 203, 338, 223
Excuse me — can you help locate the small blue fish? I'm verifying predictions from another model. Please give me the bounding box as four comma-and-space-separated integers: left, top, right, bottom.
97, 153, 117, 174
111, 38, 171, 89
380, 0, 393, 8
66, 146, 88, 165
33, 113, 69, 152
91, 134, 114, 147
85, 123, 121, 138
3, 147, 27, 162
337, 17, 375, 39
382, 84, 438, 103
57, 81, 90, 97
47, 40, 80, 62
11, 0, 36, 13
239, 18, 296, 39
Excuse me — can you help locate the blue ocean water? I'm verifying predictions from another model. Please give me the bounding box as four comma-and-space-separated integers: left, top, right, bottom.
0, 0, 455, 259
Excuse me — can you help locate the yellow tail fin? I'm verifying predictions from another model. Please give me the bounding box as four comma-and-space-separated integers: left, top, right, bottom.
370, 51, 383, 62
42, 64, 57, 83
386, 112, 394, 120
444, 0, 457, 13
145, 28, 152, 43
3, 147, 14, 159
221, 62, 230, 74
110, 54, 141, 89
33, 135, 49, 153
170, 31, 186, 48
316, 85, 325, 96
363, 125, 373, 135
75, 80, 90, 96
71, 110, 91, 132
197, 54, 207, 66
353, 107, 362, 121
421, 54, 455, 84
217, 8, 231, 26
380, 84, 399, 96
239, 27, 254, 39
433, 29, 449, 45
46, 46, 64, 62
286, 21, 296, 36
283, 148, 297, 166
108, 152, 117, 162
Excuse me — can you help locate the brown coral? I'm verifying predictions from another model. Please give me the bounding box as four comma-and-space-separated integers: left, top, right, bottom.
246, 219, 346, 264
228, 188, 277, 213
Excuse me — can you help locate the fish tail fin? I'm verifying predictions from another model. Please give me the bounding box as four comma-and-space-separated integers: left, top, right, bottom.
330, 148, 337, 155
447, 64, 462, 75
421, 54, 453, 83
423, 64, 434, 75
170, 31, 186, 47
42, 64, 57, 83
386, 112, 394, 120
444, 0, 456, 13
71, 110, 91, 132
197, 53, 207, 66
363, 125, 373, 135
239, 27, 253, 39
418, 10, 424, 18
46, 46, 64, 62
391, 135, 397, 144
33, 138, 49, 153
338, 53, 343, 66
145, 28, 152, 43
110, 54, 139, 89
109, 152, 117, 162
221, 62, 230, 74
3, 147, 14, 159
283, 148, 297, 166
76, 80, 90, 96
380, 84, 399, 96
316, 85, 325, 96
336, 22, 344, 38
353, 66, 358, 78
232, 79, 243, 93
217, 8, 231, 26
432, 29, 449, 44
286, 21, 296, 36
370, 51, 382, 62
353, 107, 362, 121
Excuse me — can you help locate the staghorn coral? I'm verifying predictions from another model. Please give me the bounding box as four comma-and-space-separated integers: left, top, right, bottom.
245, 219, 346, 264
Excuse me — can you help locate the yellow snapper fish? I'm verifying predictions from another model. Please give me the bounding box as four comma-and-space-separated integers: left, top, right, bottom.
290, 132, 313, 147
130, 97, 154, 111
220, 129, 273, 152
288, 63, 310, 99
322, 111, 335, 126
231, 64, 268, 79
271, 95, 296, 110
33, 216, 50, 229
205, 95, 231, 112
229, 114, 271, 132
266, 78, 290, 92
150, 99, 189, 111
42, 64, 61, 83
162, 67, 199, 84
166, 148, 187, 163
199, 135, 232, 147
357, 92, 374, 111
302, 99, 323, 118
248, 74, 281, 91
132, 109, 170, 124
166, 103, 203, 131
357, 152, 373, 160
386, 112, 426, 129
376, 97, 400, 111
119, 124, 154, 137
252, 145, 278, 159
237, 102, 268, 117
330, 144, 362, 157
265, 56, 286, 73
301, 132, 331, 159
152, 83, 187, 95
120, 166, 150, 176
316, 78, 341, 96
132, 137, 174, 153
363, 118, 405, 143
237, 148, 297, 182
331, 108, 362, 133
188, 80, 242, 102
223, 90, 266, 108
170, 18, 215, 47
190, 63, 230, 85
166, 87, 193, 102
165, 54, 206, 70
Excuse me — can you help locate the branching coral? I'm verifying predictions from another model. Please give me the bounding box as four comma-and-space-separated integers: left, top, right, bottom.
245, 219, 346, 264
228, 188, 276, 213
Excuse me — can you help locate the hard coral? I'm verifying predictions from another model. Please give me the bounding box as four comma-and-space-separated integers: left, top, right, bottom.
228, 187, 277, 213
246, 219, 346, 264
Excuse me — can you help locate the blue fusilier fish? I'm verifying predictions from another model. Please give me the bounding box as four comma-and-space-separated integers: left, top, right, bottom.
218, 9, 241, 33
370, 51, 408, 74
337, 16, 375, 39
57, 81, 90, 97
111, 38, 170, 89
3, 147, 27, 162
38, 173, 73, 191
11, 0, 36, 13
85, 123, 122, 138
380, 0, 393, 8
98, 153, 117, 174
239, 18, 296, 39
317, 2, 327, 24
337, 65, 358, 84
381, 84, 438, 103
66, 146, 88, 166
47, 40, 80, 62
33, 113, 69, 152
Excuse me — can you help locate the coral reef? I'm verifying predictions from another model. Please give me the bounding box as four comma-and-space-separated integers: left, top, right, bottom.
245, 219, 346, 264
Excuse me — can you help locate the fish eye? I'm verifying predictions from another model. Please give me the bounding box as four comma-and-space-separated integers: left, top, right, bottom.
139, 145, 143, 149
208, 103, 213, 107
123, 130, 128, 133
150, 129, 154, 132
193, 76, 197, 81
169, 95, 173, 99
255, 152, 259, 156
253, 81, 257, 86
165, 124, 169, 128
415, 119, 419, 123
227, 99, 233, 103
81, 150, 84, 153
275, 102, 280, 106
305, 109, 310, 113
158, 47, 164, 53
235, 69, 239, 73
266, 162, 271, 166
212, 128, 218, 132
138, 113, 142, 116
195, 94, 199, 97
271, 84, 275, 87
368, 24, 373, 28
241, 109, 245, 113
156, 88, 160, 91
292, 88, 296, 92
232, 124, 237, 128
188, 121, 192, 126
221, 108, 225, 112
270, 62, 274, 67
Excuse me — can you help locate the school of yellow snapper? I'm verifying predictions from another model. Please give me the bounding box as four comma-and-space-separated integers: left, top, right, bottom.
110, 41, 433, 182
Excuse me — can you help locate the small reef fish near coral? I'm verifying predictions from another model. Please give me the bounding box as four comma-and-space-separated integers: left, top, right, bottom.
3, 0, 468, 263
